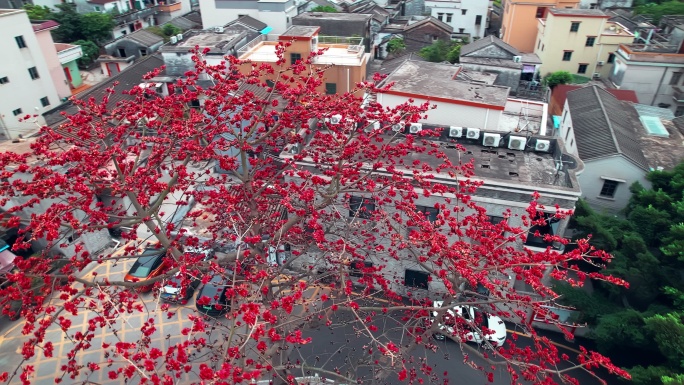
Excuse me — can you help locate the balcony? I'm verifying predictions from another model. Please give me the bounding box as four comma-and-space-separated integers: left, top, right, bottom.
55, 43, 83, 64
157, 1, 181, 13
113, 5, 157, 25
673, 86, 684, 103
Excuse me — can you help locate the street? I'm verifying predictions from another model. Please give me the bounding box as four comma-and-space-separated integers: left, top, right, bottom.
0, 243, 620, 385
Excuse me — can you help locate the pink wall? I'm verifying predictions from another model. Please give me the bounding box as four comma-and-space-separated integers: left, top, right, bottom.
34, 29, 71, 99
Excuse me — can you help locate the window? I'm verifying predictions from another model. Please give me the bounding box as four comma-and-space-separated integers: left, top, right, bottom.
599, 179, 619, 198
437, 12, 444, 21
40, 97, 49, 107
290, 53, 301, 63
446, 13, 452, 23
577, 64, 588, 74
461, 9, 467, 15
349, 196, 375, 219
118, 48, 126, 57
570, 22, 580, 32
537, 40, 541, 50
266, 79, 275, 88
475, 15, 482, 25
94, 5, 100, 11
488, 215, 506, 224
139, 48, 148, 56
416, 205, 439, 222
570, 138, 574, 147
565, 126, 572, 141
562, 51, 572, 61
675, 106, 684, 117
607, 53, 615, 63
670, 72, 682, 85
0, 76, 8, 84
524, 212, 561, 249
458, 28, 465, 33
12, 108, 22, 116
404, 269, 428, 289
325, 82, 337, 95
15, 35, 26, 48
585, 36, 596, 47
28, 67, 39, 80
350, 260, 373, 277
535, 7, 545, 18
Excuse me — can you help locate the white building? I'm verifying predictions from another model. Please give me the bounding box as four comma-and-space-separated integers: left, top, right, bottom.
198, 0, 297, 34
425, 0, 490, 39
0, 9, 62, 139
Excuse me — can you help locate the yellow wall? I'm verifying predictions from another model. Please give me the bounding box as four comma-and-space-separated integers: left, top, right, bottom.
534, 14, 633, 78
501, 0, 579, 53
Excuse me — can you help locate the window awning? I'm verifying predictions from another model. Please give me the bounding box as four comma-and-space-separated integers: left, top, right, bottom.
600, 176, 626, 183
0, 249, 17, 274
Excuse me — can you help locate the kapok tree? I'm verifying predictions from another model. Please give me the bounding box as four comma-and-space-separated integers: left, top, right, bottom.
0, 46, 630, 385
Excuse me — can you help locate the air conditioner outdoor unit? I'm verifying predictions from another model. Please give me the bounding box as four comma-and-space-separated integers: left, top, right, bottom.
482, 133, 501, 147
597, 60, 605, 66
593, 72, 601, 79
288, 143, 299, 154
169, 36, 178, 44
214, 26, 224, 33
176, 33, 183, 41
392, 122, 404, 132
449, 126, 463, 138
327, 114, 342, 125
513, 55, 522, 63
508, 136, 527, 150
535, 139, 551, 152
409, 123, 422, 133
466, 127, 480, 139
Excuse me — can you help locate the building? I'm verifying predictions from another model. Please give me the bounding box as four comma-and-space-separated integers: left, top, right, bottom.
70, 0, 157, 38
380, 16, 453, 54
32, 20, 73, 101
425, 0, 490, 39
0, 10, 63, 139
548, 83, 637, 116
55, 43, 85, 91
376, 60, 549, 135
500, 0, 579, 53
104, 29, 165, 60
198, 0, 297, 34
161, 16, 265, 77
577, 0, 632, 9
559, 85, 684, 212
459, 35, 543, 96
292, 12, 373, 53
609, 41, 684, 117
237, 25, 370, 95
534, 9, 634, 79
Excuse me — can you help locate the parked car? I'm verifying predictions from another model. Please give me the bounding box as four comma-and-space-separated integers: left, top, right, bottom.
159, 246, 215, 304
195, 274, 231, 317
430, 301, 507, 347
124, 247, 171, 293
3, 257, 70, 320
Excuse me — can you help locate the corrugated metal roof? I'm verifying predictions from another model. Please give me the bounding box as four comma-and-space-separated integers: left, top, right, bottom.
126, 29, 164, 47
567, 86, 650, 170
633, 103, 676, 120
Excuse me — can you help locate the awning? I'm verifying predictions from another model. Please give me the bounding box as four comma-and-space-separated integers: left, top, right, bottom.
260, 26, 273, 35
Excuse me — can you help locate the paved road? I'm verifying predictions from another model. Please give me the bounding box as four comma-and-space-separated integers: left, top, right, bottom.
0, 243, 618, 385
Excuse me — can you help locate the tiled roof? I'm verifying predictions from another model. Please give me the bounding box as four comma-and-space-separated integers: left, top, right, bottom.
460, 35, 520, 57
183, 11, 203, 28
164, 16, 201, 31
43, 54, 165, 128
126, 29, 164, 47
31, 20, 59, 32
404, 16, 452, 34
375, 53, 426, 75
567, 85, 649, 170
229, 15, 267, 31
552, 84, 638, 109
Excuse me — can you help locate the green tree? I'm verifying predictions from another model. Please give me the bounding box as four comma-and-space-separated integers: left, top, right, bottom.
446, 44, 461, 64
50, 4, 83, 43
635, 1, 684, 24
542, 71, 573, 89
80, 12, 115, 44
310, 5, 338, 12
162, 23, 182, 37
73, 39, 100, 68
386, 37, 406, 54
23, 4, 53, 20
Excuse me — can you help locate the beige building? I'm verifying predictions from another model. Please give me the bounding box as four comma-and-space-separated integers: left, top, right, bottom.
534, 9, 634, 79
237, 26, 370, 96
500, 0, 579, 53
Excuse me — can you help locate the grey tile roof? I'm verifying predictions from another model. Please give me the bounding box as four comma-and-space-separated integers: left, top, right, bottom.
183, 11, 203, 28
404, 16, 453, 34
229, 15, 267, 31
163, 16, 201, 31
549, 8, 607, 17
43, 55, 165, 128
375, 52, 426, 75
126, 29, 164, 47
460, 35, 520, 57
567, 85, 650, 170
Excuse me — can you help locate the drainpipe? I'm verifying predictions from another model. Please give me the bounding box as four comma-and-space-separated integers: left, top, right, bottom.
650, 66, 669, 106
484, 108, 490, 130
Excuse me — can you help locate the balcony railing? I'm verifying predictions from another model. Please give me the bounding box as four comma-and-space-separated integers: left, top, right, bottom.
113, 5, 157, 25
157, 1, 182, 13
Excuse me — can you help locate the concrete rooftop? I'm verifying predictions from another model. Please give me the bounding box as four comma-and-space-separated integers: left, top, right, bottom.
295, 12, 373, 21
381, 61, 510, 107
281, 25, 319, 38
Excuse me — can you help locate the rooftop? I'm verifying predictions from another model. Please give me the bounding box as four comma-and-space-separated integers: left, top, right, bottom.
460, 35, 520, 57
162, 29, 251, 54
459, 56, 523, 70
280, 25, 319, 38
31, 19, 59, 32
238, 34, 367, 66
548, 8, 608, 18
379, 61, 510, 108
294, 12, 373, 21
